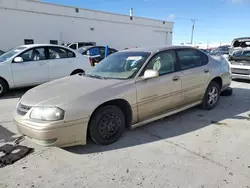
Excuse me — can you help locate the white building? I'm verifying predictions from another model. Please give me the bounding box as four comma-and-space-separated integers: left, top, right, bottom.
0, 0, 174, 51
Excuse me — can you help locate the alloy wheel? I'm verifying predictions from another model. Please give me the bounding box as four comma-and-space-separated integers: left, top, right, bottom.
208, 86, 218, 106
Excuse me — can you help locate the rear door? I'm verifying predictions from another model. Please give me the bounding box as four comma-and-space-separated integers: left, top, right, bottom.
11, 47, 49, 86
47, 47, 76, 80
176, 48, 210, 105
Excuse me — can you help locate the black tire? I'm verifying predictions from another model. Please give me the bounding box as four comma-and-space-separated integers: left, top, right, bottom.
201, 81, 221, 110
89, 105, 125, 145
221, 87, 233, 96
0, 79, 8, 97
70, 70, 84, 76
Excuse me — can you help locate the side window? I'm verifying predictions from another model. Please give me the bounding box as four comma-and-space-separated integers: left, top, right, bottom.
48, 47, 68, 59
67, 50, 75, 58
199, 51, 209, 65
143, 50, 176, 76
69, 44, 77, 50
100, 47, 106, 58
87, 47, 100, 56
177, 49, 203, 70
20, 48, 46, 62
78, 43, 85, 48
108, 48, 117, 55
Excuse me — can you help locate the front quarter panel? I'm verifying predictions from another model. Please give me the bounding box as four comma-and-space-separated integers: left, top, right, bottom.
62, 80, 138, 123
0, 61, 14, 88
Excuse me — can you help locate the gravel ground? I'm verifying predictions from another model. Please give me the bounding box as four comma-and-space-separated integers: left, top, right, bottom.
0, 81, 250, 188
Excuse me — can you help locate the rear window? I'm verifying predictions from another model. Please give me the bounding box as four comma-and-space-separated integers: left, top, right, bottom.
177, 49, 207, 70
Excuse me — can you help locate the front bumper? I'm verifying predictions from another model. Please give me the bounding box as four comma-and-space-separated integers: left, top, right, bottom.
13, 111, 89, 147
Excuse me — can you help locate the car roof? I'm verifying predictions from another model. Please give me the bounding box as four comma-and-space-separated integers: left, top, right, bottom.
121, 45, 197, 53
19, 44, 69, 48
233, 37, 250, 41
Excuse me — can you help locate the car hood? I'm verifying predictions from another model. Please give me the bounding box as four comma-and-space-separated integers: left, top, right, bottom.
20, 75, 125, 106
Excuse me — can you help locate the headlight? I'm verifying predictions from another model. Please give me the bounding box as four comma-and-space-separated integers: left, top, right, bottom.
30, 107, 64, 121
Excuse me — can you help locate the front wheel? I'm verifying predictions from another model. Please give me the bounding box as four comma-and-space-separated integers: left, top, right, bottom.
201, 81, 221, 110
89, 105, 125, 145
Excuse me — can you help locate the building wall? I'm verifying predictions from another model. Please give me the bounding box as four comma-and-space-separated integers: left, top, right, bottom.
0, 0, 174, 51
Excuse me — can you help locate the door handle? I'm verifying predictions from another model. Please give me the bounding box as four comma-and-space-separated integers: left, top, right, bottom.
172, 76, 180, 81
204, 69, 209, 73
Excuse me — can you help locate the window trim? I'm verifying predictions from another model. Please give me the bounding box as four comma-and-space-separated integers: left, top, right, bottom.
47, 46, 76, 60
139, 50, 178, 77
12, 47, 47, 63
175, 48, 206, 71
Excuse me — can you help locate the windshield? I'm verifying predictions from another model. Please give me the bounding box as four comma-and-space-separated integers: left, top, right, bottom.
86, 51, 150, 79
232, 50, 250, 57
0, 47, 27, 62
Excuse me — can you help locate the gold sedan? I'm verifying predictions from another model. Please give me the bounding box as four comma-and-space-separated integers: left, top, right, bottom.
13, 46, 232, 147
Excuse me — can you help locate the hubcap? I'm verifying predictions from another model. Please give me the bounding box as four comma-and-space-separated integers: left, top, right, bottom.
99, 113, 122, 140
208, 86, 218, 106
0, 84, 3, 94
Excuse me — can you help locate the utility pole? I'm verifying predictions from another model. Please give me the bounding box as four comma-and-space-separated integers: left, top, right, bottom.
191, 19, 197, 45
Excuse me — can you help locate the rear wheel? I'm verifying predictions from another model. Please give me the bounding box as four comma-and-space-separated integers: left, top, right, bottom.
201, 81, 221, 110
0, 79, 8, 97
89, 105, 125, 145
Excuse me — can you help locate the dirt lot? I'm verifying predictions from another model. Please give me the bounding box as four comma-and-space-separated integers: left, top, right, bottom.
0, 81, 250, 188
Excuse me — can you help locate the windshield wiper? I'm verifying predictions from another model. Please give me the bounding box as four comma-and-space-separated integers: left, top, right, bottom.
85, 74, 107, 80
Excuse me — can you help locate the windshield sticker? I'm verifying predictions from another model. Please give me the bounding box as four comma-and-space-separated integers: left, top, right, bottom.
126, 56, 142, 61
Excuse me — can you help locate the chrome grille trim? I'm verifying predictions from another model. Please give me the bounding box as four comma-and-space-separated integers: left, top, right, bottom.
231, 68, 249, 75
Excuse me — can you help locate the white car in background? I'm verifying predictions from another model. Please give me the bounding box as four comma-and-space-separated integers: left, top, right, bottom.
0, 44, 92, 97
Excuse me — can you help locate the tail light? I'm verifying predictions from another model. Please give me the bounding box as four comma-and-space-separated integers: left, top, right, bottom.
89, 58, 93, 66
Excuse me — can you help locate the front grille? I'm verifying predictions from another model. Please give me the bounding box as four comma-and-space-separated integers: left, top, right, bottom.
231, 68, 250, 75
17, 103, 32, 116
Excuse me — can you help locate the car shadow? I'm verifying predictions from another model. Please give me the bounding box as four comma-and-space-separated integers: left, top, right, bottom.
0, 87, 32, 100
65, 87, 250, 155
0, 125, 16, 144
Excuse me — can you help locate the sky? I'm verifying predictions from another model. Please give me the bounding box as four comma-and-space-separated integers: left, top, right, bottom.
41, 0, 250, 45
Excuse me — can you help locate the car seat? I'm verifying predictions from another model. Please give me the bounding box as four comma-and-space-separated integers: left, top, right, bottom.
152, 57, 162, 72
31, 49, 40, 61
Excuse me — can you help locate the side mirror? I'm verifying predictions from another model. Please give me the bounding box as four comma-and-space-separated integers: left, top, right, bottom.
13, 57, 23, 63
143, 69, 159, 79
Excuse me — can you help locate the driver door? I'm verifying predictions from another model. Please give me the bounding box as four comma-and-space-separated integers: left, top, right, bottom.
136, 50, 182, 121
11, 47, 49, 87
